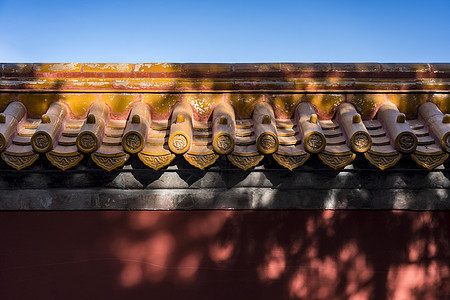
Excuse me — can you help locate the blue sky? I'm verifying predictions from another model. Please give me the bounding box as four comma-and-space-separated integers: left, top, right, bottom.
0, 0, 449, 62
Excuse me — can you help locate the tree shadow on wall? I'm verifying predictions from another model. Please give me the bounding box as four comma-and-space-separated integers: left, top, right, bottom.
0, 209, 449, 300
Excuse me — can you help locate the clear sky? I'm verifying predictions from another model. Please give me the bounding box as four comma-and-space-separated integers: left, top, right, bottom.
0, 0, 449, 63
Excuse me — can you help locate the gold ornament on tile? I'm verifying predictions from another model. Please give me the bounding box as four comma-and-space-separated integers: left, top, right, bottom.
215, 134, 233, 153
91, 153, 129, 171
1, 153, 39, 170
398, 134, 415, 152
364, 152, 402, 170
32, 133, 51, 152
273, 153, 310, 170
227, 154, 264, 171
411, 153, 449, 170
306, 133, 325, 152
352, 132, 371, 152
184, 153, 219, 169
318, 153, 356, 170
171, 134, 188, 152
78, 133, 97, 152
46, 152, 83, 170
138, 153, 175, 170
124, 133, 142, 152
259, 134, 277, 152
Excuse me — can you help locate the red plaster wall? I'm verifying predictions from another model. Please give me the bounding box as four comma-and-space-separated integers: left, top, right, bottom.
0, 211, 449, 300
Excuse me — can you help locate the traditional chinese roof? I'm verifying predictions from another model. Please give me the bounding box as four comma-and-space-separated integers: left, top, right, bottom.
0, 63, 449, 171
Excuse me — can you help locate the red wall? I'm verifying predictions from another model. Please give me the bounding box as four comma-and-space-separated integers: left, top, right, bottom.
0, 211, 449, 300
